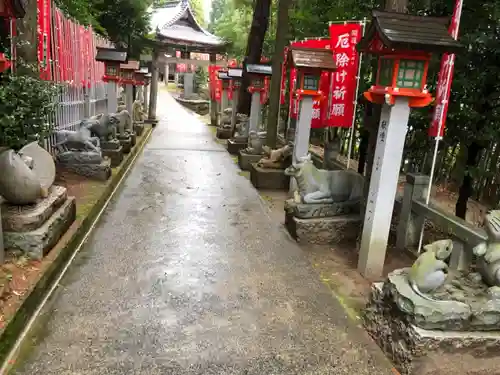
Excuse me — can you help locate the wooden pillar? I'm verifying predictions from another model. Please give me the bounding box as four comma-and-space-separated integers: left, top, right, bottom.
148, 49, 159, 123
209, 53, 218, 126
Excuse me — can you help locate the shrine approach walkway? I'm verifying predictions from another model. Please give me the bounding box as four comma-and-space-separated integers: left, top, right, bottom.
16, 90, 395, 374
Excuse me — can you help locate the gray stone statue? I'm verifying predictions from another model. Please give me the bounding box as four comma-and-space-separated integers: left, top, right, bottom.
474, 210, 500, 287
132, 99, 146, 123
408, 239, 454, 298
54, 120, 101, 153
110, 109, 133, 136
234, 114, 249, 138
257, 143, 293, 169
87, 114, 119, 142
0, 142, 55, 205
243, 130, 266, 155
284, 153, 363, 204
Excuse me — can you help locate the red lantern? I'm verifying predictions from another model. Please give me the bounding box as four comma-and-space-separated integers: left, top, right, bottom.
0, 53, 12, 73
103, 62, 121, 82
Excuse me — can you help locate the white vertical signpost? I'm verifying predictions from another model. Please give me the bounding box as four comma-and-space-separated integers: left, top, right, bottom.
355, 11, 462, 278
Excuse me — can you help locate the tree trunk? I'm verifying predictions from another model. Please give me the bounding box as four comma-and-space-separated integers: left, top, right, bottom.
16, 0, 38, 75
455, 141, 482, 219
265, 0, 292, 148
236, 0, 272, 116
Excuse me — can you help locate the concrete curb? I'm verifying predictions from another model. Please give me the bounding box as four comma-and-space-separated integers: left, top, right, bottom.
0, 126, 154, 369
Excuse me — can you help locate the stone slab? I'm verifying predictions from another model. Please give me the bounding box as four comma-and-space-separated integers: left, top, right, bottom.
58, 159, 112, 181
2, 185, 67, 232
175, 97, 209, 115
101, 140, 121, 150
284, 199, 361, 219
238, 151, 262, 171
4, 196, 76, 260
118, 136, 132, 154
103, 145, 124, 167
285, 214, 361, 245
216, 127, 232, 140
134, 122, 145, 136
249, 163, 289, 190
364, 283, 500, 375
227, 139, 247, 155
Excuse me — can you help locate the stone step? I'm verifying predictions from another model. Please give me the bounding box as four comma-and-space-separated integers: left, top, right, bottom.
58, 159, 111, 181
4, 195, 76, 260
2, 185, 68, 232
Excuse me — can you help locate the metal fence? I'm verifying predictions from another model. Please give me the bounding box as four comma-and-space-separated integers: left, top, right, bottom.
44, 8, 113, 154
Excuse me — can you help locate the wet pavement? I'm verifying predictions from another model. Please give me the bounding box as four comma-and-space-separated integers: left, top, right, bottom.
16, 91, 395, 374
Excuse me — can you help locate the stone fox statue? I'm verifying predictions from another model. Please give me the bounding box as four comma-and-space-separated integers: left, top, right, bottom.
473, 210, 500, 287
284, 153, 363, 204
408, 239, 453, 300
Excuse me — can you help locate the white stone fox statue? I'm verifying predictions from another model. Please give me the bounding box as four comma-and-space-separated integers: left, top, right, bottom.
284, 154, 363, 204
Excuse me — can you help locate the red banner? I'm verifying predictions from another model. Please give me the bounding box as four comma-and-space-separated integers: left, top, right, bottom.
208, 65, 222, 101
176, 50, 187, 73
261, 76, 270, 105
280, 47, 288, 105
326, 24, 362, 128
37, 0, 52, 80
429, 0, 463, 137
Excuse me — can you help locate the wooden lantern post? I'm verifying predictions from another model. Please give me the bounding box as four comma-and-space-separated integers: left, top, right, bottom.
120, 60, 140, 114
287, 47, 337, 164
227, 67, 243, 135
217, 70, 231, 116
356, 11, 463, 278
96, 47, 128, 114
245, 63, 272, 140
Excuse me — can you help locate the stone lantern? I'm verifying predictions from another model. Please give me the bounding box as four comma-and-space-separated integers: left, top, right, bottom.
120, 60, 140, 113
355, 10, 463, 278
287, 46, 336, 165
96, 47, 128, 114
217, 70, 231, 115
227, 67, 243, 132
245, 63, 272, 142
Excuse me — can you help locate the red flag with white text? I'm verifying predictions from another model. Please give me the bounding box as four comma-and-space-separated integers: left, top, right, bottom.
428, 0, 463, 137
326, 23, 362, 128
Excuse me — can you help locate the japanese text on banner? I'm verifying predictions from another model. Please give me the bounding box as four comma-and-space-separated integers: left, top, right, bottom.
429, 0, 462, 137
327, 23, 362, 128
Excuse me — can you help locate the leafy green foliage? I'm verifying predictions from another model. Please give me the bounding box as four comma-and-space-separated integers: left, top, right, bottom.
54, 0, 153, 58
0, 74, 59, 150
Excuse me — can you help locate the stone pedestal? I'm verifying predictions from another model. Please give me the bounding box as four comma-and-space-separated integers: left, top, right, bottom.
364, 277, 500, 375
216, 127, 232, 140
57, 155, 111, 181
227, 138, 247, 155
250, 163, 289, 190
238, 151, 262, 171
285, 214, 361, 245
118, 135, 132, 154
134, 122, 145, 136
2, 186, 76, 260
102, 140, 124, 167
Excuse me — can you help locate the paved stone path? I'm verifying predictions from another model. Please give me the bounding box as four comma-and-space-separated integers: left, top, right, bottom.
16, 91, 395, 374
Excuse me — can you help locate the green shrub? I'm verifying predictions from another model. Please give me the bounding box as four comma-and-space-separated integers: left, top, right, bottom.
0, 73, 59, 150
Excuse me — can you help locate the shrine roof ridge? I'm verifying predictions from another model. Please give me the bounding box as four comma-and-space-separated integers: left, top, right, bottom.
246, 64, 272, 75
287, 47, 337, 71
358, 10, 464, 54
95, 47, 128, 63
